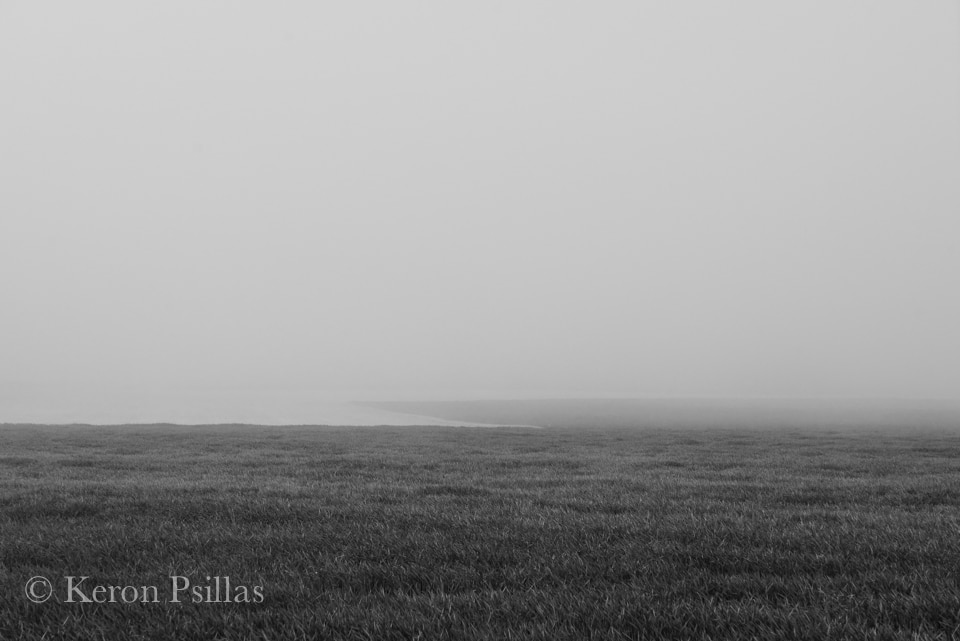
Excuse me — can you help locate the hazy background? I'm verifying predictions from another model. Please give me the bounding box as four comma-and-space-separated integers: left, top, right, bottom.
2, 2, 959, 422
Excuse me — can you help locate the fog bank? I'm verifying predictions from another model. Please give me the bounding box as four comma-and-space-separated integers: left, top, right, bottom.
2, 2, 958, 414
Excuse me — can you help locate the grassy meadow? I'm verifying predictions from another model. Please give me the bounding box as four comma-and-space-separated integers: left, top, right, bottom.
2, 423, 960, 639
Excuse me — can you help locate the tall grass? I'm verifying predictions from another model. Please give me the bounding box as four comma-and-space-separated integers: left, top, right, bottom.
2, 425, 959, 639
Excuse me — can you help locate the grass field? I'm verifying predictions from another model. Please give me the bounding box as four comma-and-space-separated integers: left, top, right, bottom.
2, 423, 960, 639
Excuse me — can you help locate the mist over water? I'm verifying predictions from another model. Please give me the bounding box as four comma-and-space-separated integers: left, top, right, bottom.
3, 385, 959, 429
0, 385, 492, 426
370, 398, 960, 431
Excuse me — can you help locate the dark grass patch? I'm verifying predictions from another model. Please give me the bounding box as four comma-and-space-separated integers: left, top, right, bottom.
419, 485, 492, 497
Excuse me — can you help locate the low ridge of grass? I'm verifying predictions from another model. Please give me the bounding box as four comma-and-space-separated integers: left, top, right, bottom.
1, 425, 959, 640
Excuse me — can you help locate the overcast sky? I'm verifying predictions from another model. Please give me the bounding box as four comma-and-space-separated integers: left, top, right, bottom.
2, 1, 959, 404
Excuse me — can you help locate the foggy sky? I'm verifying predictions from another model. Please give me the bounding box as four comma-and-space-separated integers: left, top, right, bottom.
2, 1, 959, 404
